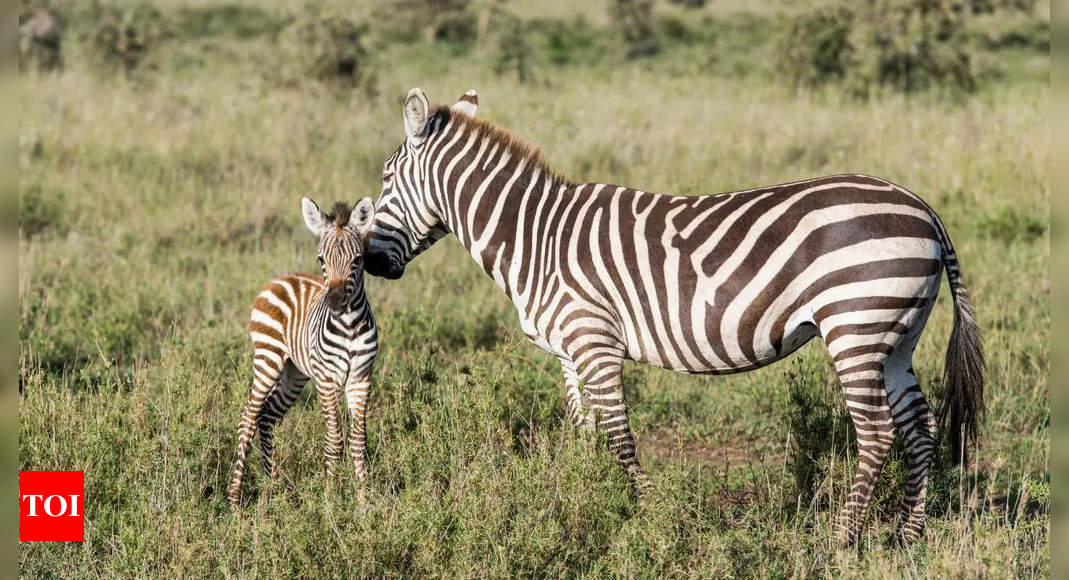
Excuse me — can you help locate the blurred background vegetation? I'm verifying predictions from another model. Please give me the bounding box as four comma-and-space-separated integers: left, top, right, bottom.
19, 0, 1048, 576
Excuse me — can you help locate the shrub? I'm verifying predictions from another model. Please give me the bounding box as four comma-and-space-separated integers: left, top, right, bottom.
20, 183, 65, 239
780, 0, 978, 95
372, 0, 476, 46
853, 0, 977, 95
784, 356, 853, 509
974, 205, 1046, 243
494, 12, 533, 83
88, 2, 168, 74
174, 4, 289, 40
667, 0, 706, 8
609, 0, 660, 59
19, 1, 65, 72
279, 15, 375, 91
539, 15, 600, 67
778, 6, 854, 89
967, 0, 1039, 13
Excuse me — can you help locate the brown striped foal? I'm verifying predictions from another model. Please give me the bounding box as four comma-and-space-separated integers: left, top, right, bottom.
228, 197, 379, 506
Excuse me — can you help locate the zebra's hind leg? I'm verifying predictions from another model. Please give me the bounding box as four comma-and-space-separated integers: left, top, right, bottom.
825, 335, 896, 547
228, 352, 285, 507
315, 378, 344, 479
573, 347, 649, 496
888, 379, 935, 546
258, 362, 309, 479
885, 325, 936, 546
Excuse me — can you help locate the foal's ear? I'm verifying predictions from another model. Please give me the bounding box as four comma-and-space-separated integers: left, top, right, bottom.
301, 197, 325, 236
451, 89, 478, 118
403, 87, 430, 143
350, 197, 375, 235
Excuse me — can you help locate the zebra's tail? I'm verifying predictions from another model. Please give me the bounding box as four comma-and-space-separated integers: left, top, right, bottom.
932, 213, 985, 466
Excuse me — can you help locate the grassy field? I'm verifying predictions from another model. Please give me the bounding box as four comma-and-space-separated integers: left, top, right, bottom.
19, 0, 1049, 577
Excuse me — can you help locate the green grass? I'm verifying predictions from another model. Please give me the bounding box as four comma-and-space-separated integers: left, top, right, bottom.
19, 1, 1049, 577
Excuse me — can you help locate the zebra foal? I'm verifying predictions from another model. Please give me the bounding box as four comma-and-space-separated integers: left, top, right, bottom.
228, 197, 379, 507
364, 88, 984, 547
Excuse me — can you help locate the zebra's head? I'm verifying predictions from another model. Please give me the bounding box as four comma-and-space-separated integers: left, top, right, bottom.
301, 197, 376, 312
365, 87, 479, 279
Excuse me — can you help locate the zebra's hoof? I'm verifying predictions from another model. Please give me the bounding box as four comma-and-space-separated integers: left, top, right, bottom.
885, 529, 919, 549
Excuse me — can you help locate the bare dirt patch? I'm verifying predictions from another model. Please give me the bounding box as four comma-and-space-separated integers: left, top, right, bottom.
638, 427, 781, 470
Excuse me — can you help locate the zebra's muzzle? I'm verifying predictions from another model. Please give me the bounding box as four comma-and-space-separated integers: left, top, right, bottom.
325, 282, 348, 311
365, 251, 404, 279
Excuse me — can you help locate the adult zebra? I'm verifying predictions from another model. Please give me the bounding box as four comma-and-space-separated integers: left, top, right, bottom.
365, 88, 984, 546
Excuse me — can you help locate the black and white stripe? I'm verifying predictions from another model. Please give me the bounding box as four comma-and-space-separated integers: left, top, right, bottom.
365, 88, 984, 546
228, 198, 379, 506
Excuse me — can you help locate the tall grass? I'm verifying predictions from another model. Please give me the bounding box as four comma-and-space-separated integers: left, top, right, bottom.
19, 1, 1048, 576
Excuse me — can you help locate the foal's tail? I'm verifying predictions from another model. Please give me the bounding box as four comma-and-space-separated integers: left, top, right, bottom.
932, 212, 985, 466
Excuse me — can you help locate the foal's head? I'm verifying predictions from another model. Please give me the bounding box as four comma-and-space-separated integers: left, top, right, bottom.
301, 197, 375, 312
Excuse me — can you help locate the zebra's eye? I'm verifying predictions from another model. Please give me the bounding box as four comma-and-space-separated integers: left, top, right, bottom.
382, 172, 393, 184
317, 255, 324, 265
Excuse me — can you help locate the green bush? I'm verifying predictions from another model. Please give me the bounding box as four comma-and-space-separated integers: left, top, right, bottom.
174, 4, 288, 40
88, 2, 169, 74
784, 356, 853, 509
19, 1, 65, 72
778, 6, 854, 89
279, 15, 375, 91
372, 0, 476, 46
967, 0, 1039, 13
536, 15, 601, 67
855, 0, 977, 94
494, 12, 534, 83
609, 0, 660, 59
973, 205, 1046, 243
20, 183, 65, 239
780, 0, 979, 95
667, 0, 706, 8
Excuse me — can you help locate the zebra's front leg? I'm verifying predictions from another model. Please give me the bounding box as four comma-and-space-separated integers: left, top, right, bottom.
315, 379, 344, 479
258, 362, 308, 479
560, 358, 594, 431
577, 353, 649, 496
344, 376, 372, 480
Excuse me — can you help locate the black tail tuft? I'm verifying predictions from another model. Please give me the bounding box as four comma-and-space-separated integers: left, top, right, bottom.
938, 264, 985, 465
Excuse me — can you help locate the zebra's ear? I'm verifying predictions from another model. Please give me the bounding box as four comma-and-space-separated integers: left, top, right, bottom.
451, 89, 478, 118
301, 197, 325, 237
350, 197, 375, 235
403, 87, 430, 142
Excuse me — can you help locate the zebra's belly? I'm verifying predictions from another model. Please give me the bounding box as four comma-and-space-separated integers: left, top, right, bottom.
624, 314, 821, 375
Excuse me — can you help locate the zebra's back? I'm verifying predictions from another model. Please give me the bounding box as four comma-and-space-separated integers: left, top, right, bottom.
248, 273, 326, 372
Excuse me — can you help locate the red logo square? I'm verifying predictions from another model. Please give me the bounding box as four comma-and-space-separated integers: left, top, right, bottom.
20, 471, 84, 541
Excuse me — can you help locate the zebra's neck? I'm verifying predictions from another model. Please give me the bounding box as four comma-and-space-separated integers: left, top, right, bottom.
428, 122, 568, 295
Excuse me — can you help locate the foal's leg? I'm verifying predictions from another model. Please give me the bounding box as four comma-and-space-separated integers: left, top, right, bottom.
344, 374, 372, 480
315, 378, 344, 479
258, 362, 309, 478
228, 353, 285, 506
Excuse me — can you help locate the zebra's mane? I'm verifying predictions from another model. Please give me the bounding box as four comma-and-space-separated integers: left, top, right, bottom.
430, 106, 573, 186
325, 202, 351, 227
